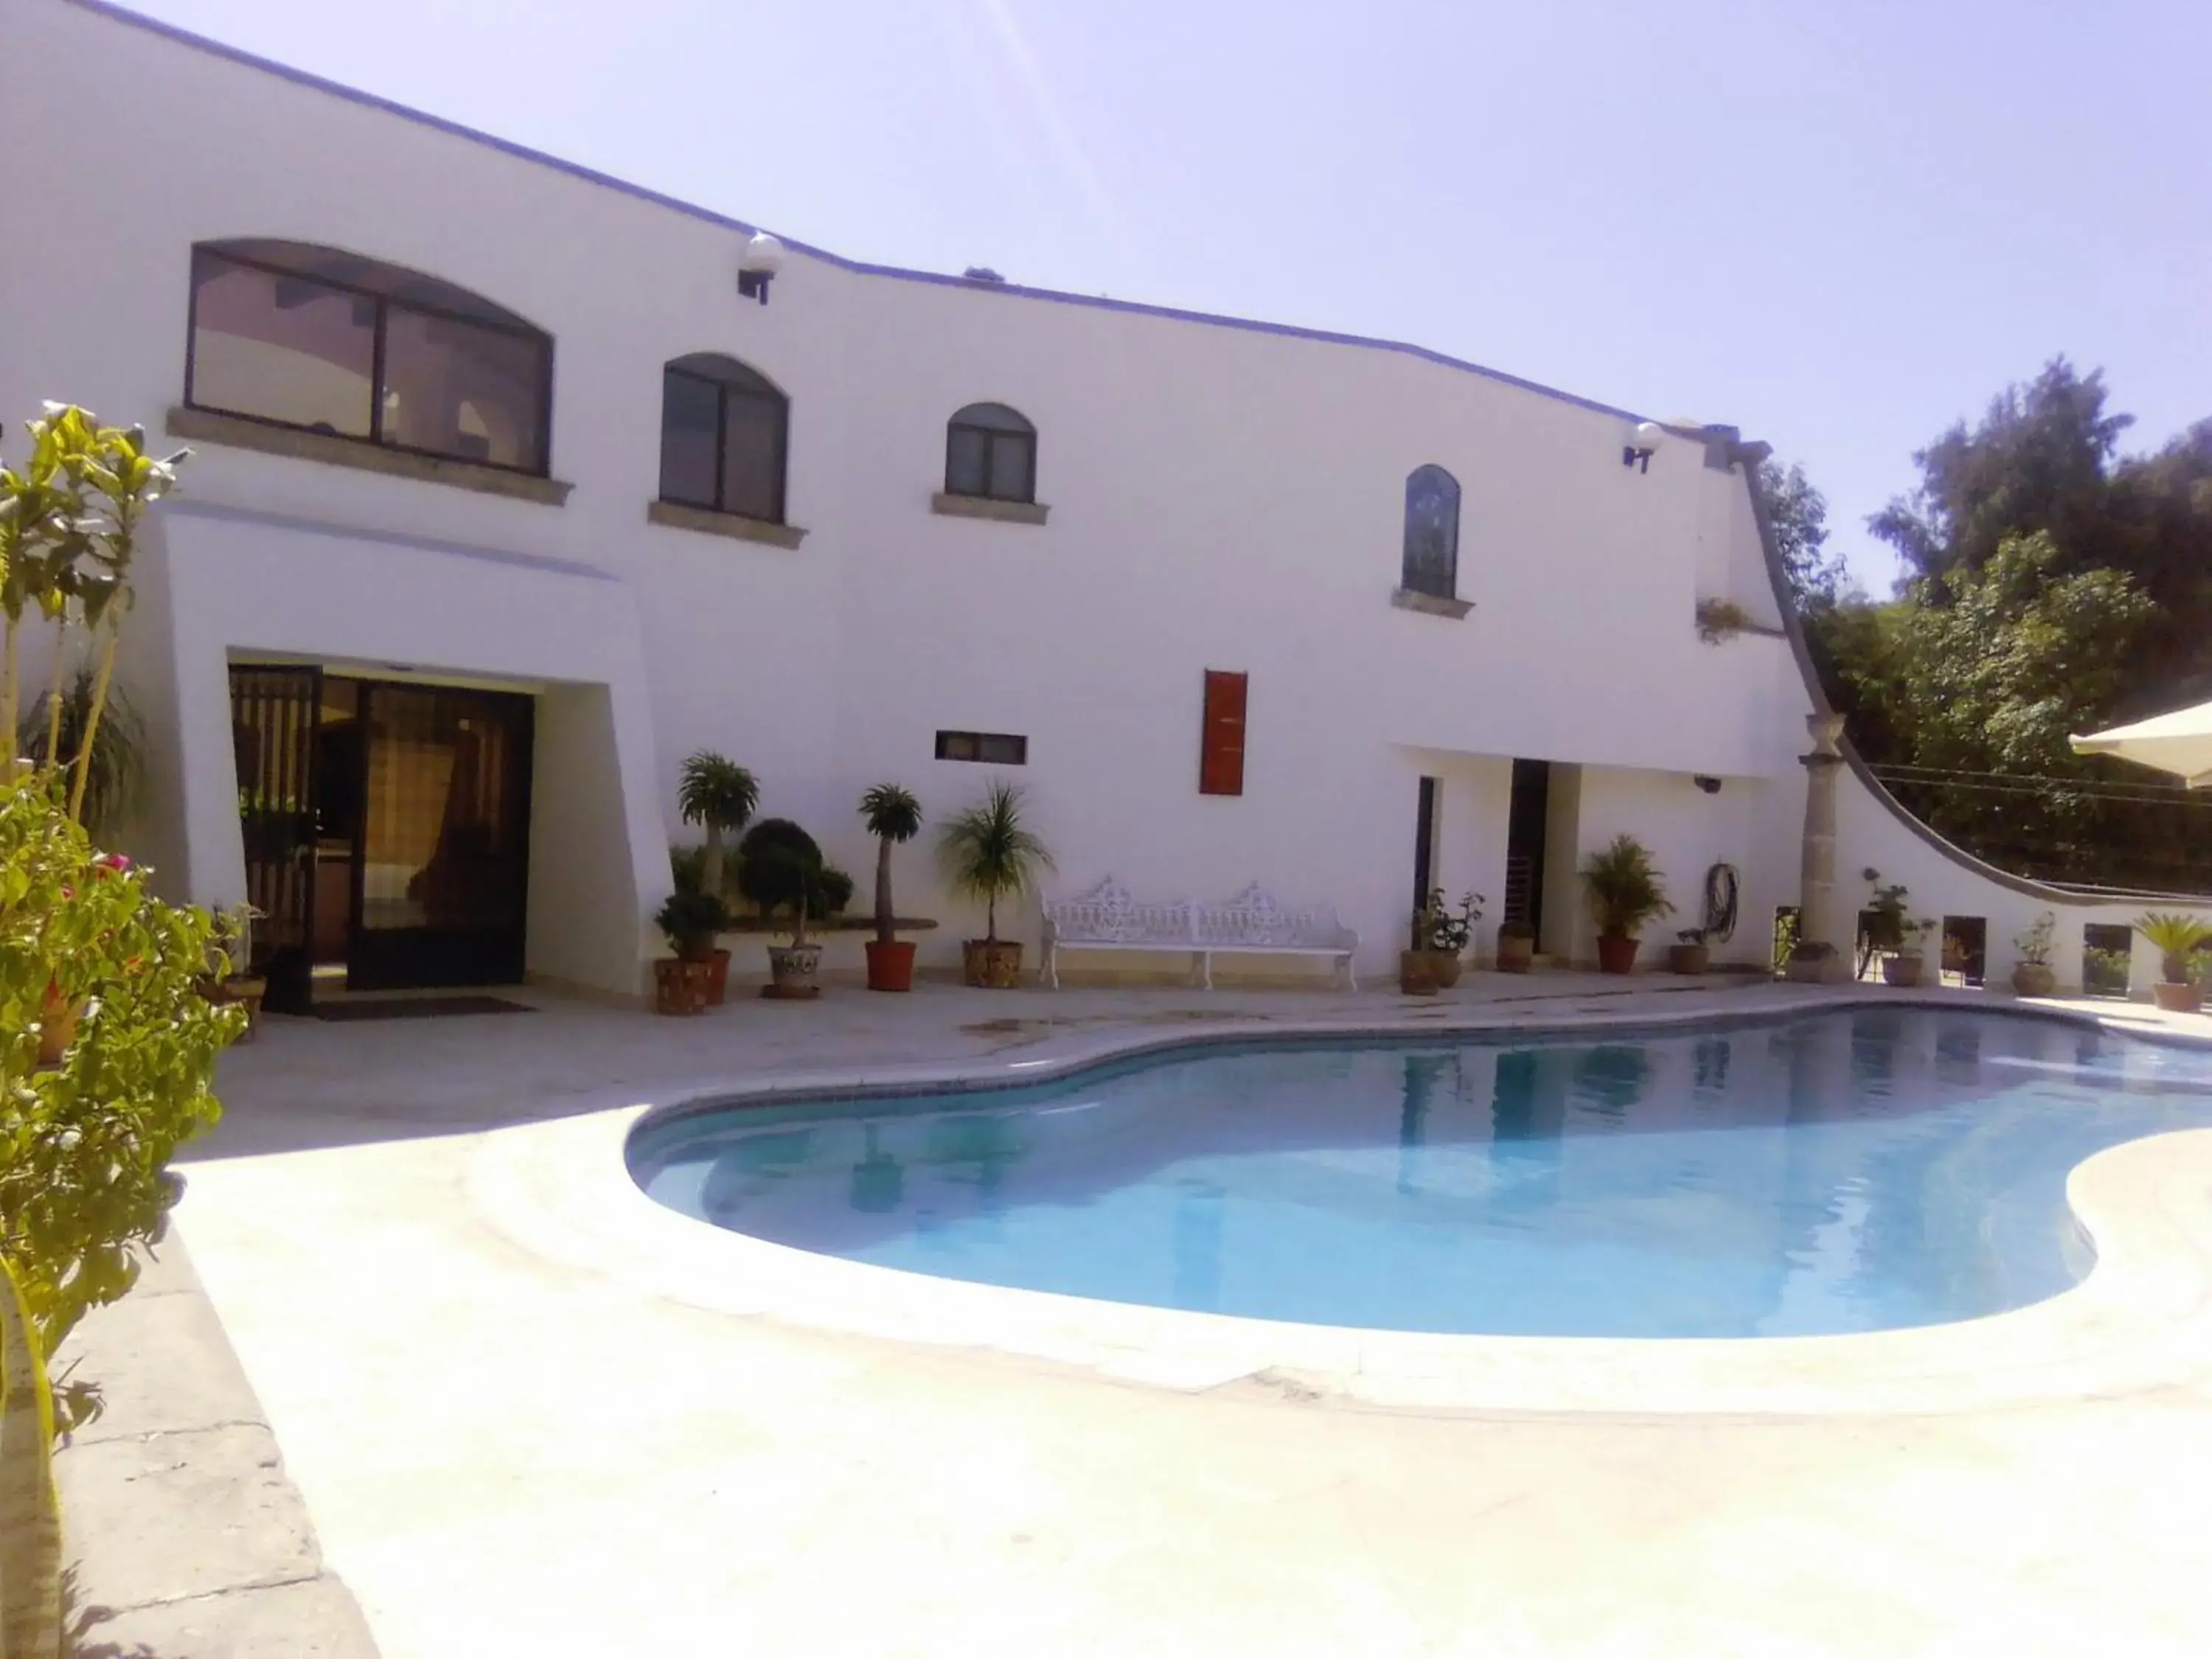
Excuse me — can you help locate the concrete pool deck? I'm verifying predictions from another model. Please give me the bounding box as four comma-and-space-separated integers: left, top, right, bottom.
80, 974, 2212, 1656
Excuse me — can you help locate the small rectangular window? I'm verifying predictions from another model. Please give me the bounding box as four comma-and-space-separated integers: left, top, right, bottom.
1199, 670, 1248, 796
935, 730, 1027, 765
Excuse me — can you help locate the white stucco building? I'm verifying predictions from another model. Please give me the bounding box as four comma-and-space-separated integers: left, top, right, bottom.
0, 0, 2169, 1004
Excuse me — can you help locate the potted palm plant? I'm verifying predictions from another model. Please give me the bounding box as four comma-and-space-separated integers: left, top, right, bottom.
937, 781, 1054, 987
736, 818, 855, 999
2011, 912, 2058, 998
676, 751, 757, 999
652, 888, 727, 1015
858, 784, 924, 992
1579, 835, 1672, 974
2134, 911, 2211, 1012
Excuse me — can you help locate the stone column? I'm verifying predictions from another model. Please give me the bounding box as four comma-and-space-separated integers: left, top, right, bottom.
1787, 712, 1852, 984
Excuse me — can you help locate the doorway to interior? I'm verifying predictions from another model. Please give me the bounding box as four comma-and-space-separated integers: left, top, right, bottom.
1502, 759, 1551, 947
231, 667, 535, 1010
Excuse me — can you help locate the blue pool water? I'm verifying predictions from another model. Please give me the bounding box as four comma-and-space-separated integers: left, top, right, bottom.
630, 1009, 2212, 1338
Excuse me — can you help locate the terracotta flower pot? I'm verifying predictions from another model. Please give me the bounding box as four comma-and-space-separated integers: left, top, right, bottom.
1880, 955, 1924, 988
1667, 943, 1709, 975
653, 957, 713, 1016
2152, 981, 2202, 1014
765, 942, 824, 1000
1398, 949, 1439, 996
865, 939, 917, 992
1496, 934, 1534, 973
2011, 961, 2056, 998
702, 947, 732, 1007
963, 939, 1023, 989
1596, 935, 1640, 975
1426, 950, 1463, 989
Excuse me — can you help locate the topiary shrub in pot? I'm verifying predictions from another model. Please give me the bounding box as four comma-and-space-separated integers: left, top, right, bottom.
736, 818, 854, 999
937, 781, 1054, 987
652, 888, 727, 1015
858, 784, 924, 992
1495, 918, 1535, 973
2134, 911, 2211, 1012
1580, 834, 1672, 974
1861, 872, 1933, 987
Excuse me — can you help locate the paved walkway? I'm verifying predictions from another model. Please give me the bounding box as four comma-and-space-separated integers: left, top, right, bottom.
81, 975, 2212, 1657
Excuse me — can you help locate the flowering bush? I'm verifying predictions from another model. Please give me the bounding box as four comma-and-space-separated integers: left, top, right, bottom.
1, 777, 242, 1433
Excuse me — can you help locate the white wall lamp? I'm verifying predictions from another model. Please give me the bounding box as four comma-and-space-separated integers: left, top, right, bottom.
1622, 421, 1665, 473
737, 232, 785, 305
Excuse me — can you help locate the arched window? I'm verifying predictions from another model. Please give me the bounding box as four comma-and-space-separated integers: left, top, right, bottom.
1401, 465, 1461, 598
944, 403, 1036, 504
185, 239, 552, 473
658, 353, 788, 524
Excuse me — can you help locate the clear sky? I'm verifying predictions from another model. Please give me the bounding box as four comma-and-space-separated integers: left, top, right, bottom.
127, 0, 2209, 591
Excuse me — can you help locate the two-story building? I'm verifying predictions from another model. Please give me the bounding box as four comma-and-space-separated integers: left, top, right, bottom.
1, 0, 2160, 1004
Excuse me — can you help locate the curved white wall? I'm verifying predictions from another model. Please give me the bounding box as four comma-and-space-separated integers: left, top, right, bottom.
8, 0, 2183, 997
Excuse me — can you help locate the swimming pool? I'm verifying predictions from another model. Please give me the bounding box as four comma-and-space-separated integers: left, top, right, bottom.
629, 1008, 2212, 1339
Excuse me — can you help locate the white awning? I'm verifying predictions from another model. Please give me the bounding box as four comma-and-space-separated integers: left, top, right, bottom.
2070, 698, 2212, 787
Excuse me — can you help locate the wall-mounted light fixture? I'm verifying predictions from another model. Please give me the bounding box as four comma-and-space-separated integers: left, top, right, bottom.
1622, 420, 1665, 473
1694, 774, 1722, 795
737, 232, 785, 305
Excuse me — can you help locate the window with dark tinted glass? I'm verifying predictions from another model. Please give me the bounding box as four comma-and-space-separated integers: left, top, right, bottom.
658, 354, 788, 523
935, 730, 1028, 765
186, 240, 551, 473
945, 403, 1036, 503
1401, 464, 1461, 598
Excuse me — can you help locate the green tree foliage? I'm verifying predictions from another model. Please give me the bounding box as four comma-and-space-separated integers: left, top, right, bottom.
1808, 357, 2212, 888
1756, 457, 1851, 612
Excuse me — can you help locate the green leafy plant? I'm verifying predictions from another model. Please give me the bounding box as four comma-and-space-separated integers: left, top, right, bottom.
1859, 869, 1934, 970
669, 842, 709, 896
2014, 911, 2056, 967
675, 751, 759, 898
1413, 888, 1484, 954
2133, 912, 2212, 986
735, 819, 854, 947
1579, 835, 1673, 941
936, 781, 1054, 944
858, 785, 923, 946
653, 887, 728, 961
1, 778, 243, 1431
16, 665, 144, 840
1694, 597, 1753, 644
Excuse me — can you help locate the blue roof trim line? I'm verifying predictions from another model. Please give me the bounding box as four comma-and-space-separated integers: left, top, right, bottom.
70, 0, 1668, 431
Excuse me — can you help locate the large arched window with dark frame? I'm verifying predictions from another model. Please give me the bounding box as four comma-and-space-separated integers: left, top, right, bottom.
658, 353, 789, 524
1401, 464, 1461, 599
184, 239, 552, 474
944, 402, 1037, 504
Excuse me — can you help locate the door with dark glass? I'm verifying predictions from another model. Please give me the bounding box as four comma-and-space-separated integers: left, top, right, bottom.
346, 684, 534, 989
229, 665, 322, 1013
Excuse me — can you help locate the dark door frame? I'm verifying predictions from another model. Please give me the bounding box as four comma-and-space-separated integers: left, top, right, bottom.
341, 677, 536, 991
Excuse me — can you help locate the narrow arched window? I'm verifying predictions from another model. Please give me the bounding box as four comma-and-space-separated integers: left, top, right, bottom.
658, 354, 789, 524
185, 240, 552, 473
944, 403, 1036, 504
1402, 465, 1461, 598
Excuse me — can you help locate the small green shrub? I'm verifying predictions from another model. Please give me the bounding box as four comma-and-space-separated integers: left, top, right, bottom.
1579, 835, 1672, 941
735, 820, 852, 945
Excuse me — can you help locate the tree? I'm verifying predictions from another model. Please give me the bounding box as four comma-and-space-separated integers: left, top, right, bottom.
1875, 533, 2161, 875
1756, 457, 1851, 612
1869, 357, 2134, 583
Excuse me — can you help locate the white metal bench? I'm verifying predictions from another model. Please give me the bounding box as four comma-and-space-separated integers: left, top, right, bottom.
1040, 876, 1358, 990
